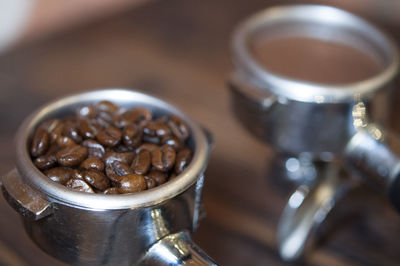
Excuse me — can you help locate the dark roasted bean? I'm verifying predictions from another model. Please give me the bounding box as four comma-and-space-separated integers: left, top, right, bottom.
78, 119, 98, 139
82, 139, 105, 158
162, 136, 183, 151
137, 143, 159, 153
110, 161, 133, 176
72, 169, 84, 180
48, 121, 64, 143
56, 145, 87, 167
113, 108, 151, 128
76, 105, 97, 119
144, 175, 156, 189
34, 154, 57, 170
104, 187, 119, 194
39, 119, 59, 131
83, 170, 110, 190
66, 178, 94, 193
96, 100, 119, 114
168, 115, 189, 141
151, 145, 176, 171
131, 150, 151, 175
31, 127, 50, 157
103, 151, 135, 165
105, 164, 122, 183
113, 145, 135, 152
148, 121, 170, 138
122, 124, 142, 147
175, 148, 192, 174
118, 174, 147, 193
56, 136, 76, 148
44, 167, 73, 184
97, 126, 122, 147
63, 121, 83, 143
146, 170, 167, 185
80, 157, 104, 172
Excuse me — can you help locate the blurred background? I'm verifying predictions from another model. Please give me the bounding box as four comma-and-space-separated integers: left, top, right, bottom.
0, 0, 399, 265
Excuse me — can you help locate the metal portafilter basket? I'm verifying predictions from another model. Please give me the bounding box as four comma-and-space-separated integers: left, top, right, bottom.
1, 89, 217, 266
229, 4, 400, 261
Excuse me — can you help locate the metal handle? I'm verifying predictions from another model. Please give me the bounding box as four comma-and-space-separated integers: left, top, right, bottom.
344, 124, 400, 211
1, 168, 52, 221
277, 163, 362, 261
137, 231, 217, 266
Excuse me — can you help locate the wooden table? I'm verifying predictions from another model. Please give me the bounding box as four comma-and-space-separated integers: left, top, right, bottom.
0, 0, 399, 265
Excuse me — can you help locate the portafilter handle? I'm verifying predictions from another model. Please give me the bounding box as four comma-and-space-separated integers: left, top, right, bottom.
137, 231, 217, 266
344, 123, 400, 212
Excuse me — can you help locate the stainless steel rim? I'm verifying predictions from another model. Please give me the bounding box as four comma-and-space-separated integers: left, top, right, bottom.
232, 5, 399, 103
15, 89, 210, 210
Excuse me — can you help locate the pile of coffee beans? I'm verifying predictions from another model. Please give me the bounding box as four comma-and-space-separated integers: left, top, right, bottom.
30, 100, 192, 194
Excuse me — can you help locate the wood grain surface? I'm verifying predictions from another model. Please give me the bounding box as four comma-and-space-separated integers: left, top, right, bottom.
0, 0, 399, 265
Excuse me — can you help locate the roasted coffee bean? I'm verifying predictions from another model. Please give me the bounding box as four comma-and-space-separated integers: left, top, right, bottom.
56, 145, 87, 167
151, 145, 176, 171
137, 143, 160, 153
56, 136, 76, 148
76, 105, 97, 119
131, 150, 151, 175
97, 126, 122, 147
31, 127, 50, 157
96, 100, 119, 114
44, 167, 73, 184
105, 165, 121, 183
104, 187, 119, 194
82, 170, 110, 190
146, 170, 167, 185
113, 145, 135, 152
144, 175, 156, 189
122, 124, 142, 147
48, 120, 64, 143
113, 108, 152, 128
153, 121, 171, 138
103, 151, 135, 165
175, 148, 192, 174
66, 178, 94, 193
82, 139, 105, 158
168, 115, 189, 141
72, 169, 84, 180
162, 136, 183, 151
78, 119, 98, 139
39, 119, 59, 131
110, 161, 133, 176
34, 154, 57, 170
63, 120, 83, 143
80, 157, 104, 172
118, 174, 147, 193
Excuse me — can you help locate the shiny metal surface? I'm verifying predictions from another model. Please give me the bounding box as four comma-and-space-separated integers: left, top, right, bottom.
230, 5, 397, 156
277, 163, 361, 261
344, 124, 400, 210
2, 89, 216, 265
137, 231, 217, 265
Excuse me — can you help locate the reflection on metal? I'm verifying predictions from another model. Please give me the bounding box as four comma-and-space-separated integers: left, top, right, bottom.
278, 164, 359, 261
137, 231, 217, 266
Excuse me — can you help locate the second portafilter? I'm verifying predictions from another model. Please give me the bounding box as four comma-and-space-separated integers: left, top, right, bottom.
229, 4, 399, 261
